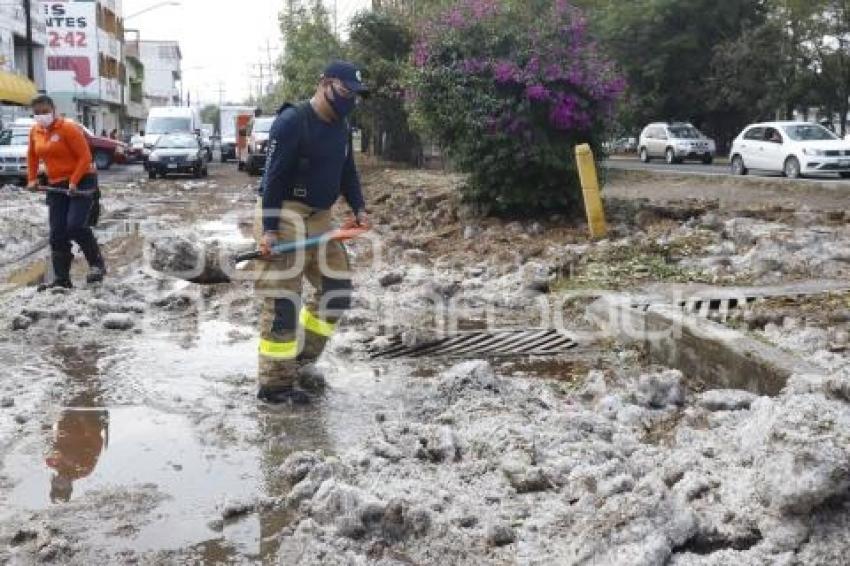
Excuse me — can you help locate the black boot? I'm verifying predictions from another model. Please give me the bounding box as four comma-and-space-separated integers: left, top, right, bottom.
39, 252, 73, 291
74, 229, 107, 284
257, 385, 311, 405
86, 263, 107, 284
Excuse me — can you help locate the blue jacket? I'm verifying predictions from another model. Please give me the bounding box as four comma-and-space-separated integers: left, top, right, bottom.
260, 102, 365, 233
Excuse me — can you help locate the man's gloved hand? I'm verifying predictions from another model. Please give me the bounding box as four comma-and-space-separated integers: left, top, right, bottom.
260, 231, 278, 257
355, 210, 370, 228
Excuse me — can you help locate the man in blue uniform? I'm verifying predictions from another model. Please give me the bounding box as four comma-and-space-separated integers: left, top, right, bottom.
254, 61, 369, 405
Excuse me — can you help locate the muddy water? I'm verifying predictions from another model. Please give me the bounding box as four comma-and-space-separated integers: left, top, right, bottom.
0, 315, 420, 560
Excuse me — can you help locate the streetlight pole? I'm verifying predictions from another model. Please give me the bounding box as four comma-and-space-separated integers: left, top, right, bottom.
23, 0, 34, 81
124, 1, 181, 20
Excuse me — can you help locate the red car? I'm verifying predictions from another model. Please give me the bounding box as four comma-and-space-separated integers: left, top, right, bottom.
14, 118, 127, 171
78, 125, 127, 170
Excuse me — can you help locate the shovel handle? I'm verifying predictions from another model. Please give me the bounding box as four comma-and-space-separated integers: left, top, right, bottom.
236, 226, 369, 263
28, 185, 95, 198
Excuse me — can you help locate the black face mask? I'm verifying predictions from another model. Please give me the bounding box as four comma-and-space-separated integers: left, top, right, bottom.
324, 84, 356, 119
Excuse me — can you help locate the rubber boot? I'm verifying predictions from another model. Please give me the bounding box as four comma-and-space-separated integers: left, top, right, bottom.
40, 252, 73, 291
257, 357, 310, 405
296, 363, 327, 393
75, 230, 107, 284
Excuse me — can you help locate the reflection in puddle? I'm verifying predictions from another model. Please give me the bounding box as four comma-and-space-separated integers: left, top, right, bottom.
6, 406, 265, 555
46, 409, 109, 503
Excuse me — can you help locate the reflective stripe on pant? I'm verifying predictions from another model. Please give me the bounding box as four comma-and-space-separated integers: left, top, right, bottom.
254, 199, 353, 385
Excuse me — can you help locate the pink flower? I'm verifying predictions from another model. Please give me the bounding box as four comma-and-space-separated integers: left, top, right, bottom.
525, 84, 550, 101
493, 61, 520, 84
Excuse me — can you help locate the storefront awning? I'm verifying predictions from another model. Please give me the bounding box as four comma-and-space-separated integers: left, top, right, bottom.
0, 71, 37, 106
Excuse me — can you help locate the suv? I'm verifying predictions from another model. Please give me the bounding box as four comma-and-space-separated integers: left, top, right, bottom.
638, 122, 716, 165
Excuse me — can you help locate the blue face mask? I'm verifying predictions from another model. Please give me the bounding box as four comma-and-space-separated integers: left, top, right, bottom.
325, 84, 356, 119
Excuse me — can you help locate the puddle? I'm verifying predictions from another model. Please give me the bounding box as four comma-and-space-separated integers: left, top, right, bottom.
0, 319, 419, 560
3, 406, 265, 552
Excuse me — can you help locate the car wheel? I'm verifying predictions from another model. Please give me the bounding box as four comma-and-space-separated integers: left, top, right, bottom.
639, 147, 650, 163
731, 155, 747, 176
783, 156, 802, 179
840, 172, 850, 179
148, 171, 157, 180
94, 150, 112, 171
702, 154, 714, 165
665, 148, 677, 165
202, 166, 209, 178
220, 155, 227, 163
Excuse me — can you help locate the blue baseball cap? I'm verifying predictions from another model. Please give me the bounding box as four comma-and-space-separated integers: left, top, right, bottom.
322, 61, 369, 95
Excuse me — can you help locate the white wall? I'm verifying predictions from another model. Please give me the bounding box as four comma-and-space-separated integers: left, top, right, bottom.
139, 41, 181, 105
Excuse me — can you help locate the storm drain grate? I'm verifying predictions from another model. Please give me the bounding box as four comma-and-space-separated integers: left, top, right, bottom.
371, 329, 578, 359
629, 284, 850, 323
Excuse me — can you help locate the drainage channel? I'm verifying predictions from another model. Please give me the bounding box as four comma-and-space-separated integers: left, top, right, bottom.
631, 281, 850, 322
371, 329, 579, 359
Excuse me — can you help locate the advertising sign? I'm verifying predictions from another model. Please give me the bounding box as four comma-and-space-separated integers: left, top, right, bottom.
42, 1, 99, 98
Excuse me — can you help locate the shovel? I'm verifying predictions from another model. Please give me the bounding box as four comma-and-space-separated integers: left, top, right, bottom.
150, 226, 370, 285
235, 226, 370, 262
27, 185, 96, 198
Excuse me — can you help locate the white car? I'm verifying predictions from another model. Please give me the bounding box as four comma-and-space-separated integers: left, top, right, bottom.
730, 121, 850, 178
0, 127, 30, 183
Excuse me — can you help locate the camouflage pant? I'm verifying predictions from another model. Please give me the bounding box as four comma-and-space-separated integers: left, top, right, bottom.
254, 198, 353, 388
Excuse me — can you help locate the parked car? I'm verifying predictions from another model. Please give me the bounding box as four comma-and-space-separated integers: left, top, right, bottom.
0, 127, 30, 184
145, 133, 209, 179
78, 124, 127, 170
730, 121, 850, 179
127, 134, 145, 163
241, 116, 274, 176
638, 122, 716, 164
604, 137, 637, 154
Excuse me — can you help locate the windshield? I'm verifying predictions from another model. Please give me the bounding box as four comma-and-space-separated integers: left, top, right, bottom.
782, 124, 838, 141
148, 117, 191, 135
0, 130, 28, 146
156, 136, 198, 149
668, 125, 702, 139
253, 118, 274, 133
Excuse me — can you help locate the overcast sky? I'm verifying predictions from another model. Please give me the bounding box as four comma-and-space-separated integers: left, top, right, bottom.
123, 0, 371, 106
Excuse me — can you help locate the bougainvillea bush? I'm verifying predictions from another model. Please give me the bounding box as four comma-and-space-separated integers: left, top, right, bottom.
410, 0, 624, 215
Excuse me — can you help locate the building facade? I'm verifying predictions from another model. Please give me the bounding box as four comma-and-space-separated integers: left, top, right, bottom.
0, 1, 47, 125
40, 0, 125, 135
123, 37, 144, 134
137, 40, 180, 108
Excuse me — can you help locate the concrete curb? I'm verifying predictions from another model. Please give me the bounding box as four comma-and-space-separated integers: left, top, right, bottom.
587, 295, 824, 395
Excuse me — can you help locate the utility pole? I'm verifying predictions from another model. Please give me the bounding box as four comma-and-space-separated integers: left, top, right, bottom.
216, 82, 225, 107
266, 39, 275, 85
23, 0, 34, 81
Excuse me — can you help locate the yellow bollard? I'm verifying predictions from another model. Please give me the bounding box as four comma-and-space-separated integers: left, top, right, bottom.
575, 143, 608, 239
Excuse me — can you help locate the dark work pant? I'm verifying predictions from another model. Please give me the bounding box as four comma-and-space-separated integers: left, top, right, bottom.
47, 186, 103, 267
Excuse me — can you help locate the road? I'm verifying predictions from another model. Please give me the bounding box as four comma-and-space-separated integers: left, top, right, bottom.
604, 155, 850, 182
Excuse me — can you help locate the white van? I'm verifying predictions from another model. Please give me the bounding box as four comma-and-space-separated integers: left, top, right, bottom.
144, 106, 202, 153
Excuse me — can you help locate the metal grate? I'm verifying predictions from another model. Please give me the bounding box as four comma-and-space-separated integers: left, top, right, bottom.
371, 329, 578, 359
629, 283, 850, 323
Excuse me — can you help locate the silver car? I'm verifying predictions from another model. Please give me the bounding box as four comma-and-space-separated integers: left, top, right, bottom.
638, 122, 716, 165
